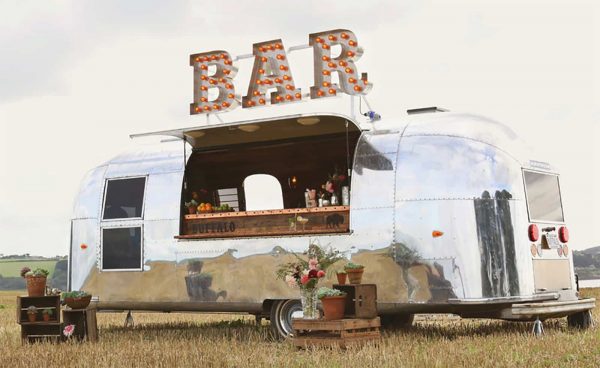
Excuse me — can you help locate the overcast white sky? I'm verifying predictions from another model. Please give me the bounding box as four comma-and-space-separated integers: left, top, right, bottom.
0, 0, 598, 257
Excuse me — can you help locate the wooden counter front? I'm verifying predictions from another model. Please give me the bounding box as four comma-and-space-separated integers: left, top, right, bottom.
178, 206, 349, 239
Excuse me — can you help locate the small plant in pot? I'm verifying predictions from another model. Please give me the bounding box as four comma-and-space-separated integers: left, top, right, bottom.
336, 270, 347, 285
21, 267, 50, 297
62, 290, 92, 309
185, 199, 198, 214
26, 305, 38, 322
42, 308, 54, 322
317, 287, 346, 320
344, 262, 365, 284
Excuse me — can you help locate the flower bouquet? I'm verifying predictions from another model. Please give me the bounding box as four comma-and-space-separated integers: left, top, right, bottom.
276, 243, 345, 319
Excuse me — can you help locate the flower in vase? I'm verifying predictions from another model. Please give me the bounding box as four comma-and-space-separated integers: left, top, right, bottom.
300, 274, 310, 285
325, 181, 334, 193
308, 269, 319, 278
317, 270, 325, 278
285, 275, 297, 288
308, 258, 318, 270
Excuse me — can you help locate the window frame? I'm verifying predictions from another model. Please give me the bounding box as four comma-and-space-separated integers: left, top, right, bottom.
101, 175, 148, 221
522, 169, 565, 224
100, 225, 144, 272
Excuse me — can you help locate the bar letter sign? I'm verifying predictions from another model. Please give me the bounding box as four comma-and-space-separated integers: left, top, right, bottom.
190, 29, 372, 115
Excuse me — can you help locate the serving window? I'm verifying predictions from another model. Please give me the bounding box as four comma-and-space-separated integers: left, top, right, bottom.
177, 115, 361, 239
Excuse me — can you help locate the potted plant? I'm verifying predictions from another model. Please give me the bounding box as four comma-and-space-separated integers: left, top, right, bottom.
185, 200, 198, 214
317, 287, 346, 320
26, 305, 38, 322
344, 262, 365, 284
42, 308, 54, 322
21, 267, 49, 297
62, 290, 92, 309
336, 270, 347, 285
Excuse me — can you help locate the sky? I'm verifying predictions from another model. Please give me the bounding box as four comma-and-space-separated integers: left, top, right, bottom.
0, 0, 598, 257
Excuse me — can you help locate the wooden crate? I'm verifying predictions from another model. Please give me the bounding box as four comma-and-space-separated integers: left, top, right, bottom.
333, 284, 377, 319
292, 317, 381, 348
17, 296, 62, 344
62, 308, 98, 342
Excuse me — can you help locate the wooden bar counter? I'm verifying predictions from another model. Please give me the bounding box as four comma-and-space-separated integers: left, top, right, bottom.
177, 206, 349, 239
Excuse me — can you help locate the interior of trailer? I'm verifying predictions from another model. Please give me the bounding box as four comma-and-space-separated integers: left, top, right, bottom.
177, 114, 361, 239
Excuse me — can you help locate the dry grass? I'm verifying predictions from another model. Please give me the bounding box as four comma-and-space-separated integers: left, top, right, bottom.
0, 289, 598, 367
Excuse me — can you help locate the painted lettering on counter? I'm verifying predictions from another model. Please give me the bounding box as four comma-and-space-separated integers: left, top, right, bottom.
191, 222, 236, 234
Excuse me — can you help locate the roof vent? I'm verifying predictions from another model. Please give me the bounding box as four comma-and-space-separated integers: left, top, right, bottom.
407, 107, 449, 115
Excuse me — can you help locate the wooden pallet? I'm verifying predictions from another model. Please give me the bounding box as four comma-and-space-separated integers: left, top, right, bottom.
292, 317, 381, 348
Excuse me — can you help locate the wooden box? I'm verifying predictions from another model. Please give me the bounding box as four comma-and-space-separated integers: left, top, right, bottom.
62, 308, 98, 342
333, 284, 377, 319
17, 296, 61, 343
292, 317, 381, 348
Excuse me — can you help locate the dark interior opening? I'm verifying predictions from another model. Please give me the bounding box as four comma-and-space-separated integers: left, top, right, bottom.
183, 131, 361, 213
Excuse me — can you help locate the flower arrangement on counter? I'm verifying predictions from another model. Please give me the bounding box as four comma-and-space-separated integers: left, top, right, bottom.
319, 167, 347, 203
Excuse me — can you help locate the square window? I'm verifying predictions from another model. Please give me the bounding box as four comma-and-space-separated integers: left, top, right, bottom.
103, 177, 146, 220
102, 227, 142, 270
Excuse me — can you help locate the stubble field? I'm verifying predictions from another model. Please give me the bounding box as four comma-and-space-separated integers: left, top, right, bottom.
0, 289, 598, 367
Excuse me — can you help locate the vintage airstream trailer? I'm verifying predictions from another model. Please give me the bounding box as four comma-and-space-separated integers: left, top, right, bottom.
69, 111, 595, 338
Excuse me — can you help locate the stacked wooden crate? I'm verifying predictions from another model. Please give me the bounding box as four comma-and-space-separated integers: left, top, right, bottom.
17, 296, 62, 343
292, 284, 380, 348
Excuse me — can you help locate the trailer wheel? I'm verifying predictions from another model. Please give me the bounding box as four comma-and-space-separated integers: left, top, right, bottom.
567, 310, 593, 329
269, 299, 303, 339
380, 313, 414, 330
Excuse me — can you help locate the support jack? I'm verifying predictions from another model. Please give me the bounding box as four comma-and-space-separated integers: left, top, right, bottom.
532, 317, 544, 337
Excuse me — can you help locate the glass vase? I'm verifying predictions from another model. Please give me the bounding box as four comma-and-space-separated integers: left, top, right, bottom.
300, 287, 319, 319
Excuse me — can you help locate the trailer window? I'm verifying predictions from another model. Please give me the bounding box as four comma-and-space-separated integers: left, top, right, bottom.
523, 171, 564, 223
102, 177, 146, 220
101, 227, 142, 270
243, 174, 284, 211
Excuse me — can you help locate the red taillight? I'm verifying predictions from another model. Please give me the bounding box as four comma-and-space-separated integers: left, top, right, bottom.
528, 224, 539, 242
559, 226, 569, 243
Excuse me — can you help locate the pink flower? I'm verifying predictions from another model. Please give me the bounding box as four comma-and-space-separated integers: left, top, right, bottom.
285, 275, 297, 288
308, 258, 318, 270
300, 274, 309, 285
63, 324, 75, 337
317, 270, 325, 278
325, 181, 334, 193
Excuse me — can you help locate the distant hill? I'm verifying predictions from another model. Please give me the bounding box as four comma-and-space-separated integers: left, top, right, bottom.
0, 255, 67, 291
574, 246, 600, 280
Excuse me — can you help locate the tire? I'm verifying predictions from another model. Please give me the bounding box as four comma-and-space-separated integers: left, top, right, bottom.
269, 299, 303, 339
380, 313, 414, 330
567, 310, 593, 330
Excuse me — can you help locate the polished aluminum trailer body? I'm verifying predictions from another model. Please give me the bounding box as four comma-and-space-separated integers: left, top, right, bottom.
69, 112, 593, 321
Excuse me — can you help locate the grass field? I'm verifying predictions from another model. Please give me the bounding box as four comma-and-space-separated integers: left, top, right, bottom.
0, 289, 598, 367
0, 260, 58, 278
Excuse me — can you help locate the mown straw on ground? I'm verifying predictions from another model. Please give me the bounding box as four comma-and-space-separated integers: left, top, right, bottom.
0, 289, 598, 367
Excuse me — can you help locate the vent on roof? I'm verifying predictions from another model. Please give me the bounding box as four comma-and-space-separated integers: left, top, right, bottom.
407, 107, 449, 115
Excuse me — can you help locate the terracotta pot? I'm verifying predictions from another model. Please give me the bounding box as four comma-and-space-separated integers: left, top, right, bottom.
345, 268, 364, 284
321, 295, 346, 320
336, 273, 347, 285
26, 276, 47, 297
27, 313, 37, 322
65, 295, 92, 309
42, 314, 51, 322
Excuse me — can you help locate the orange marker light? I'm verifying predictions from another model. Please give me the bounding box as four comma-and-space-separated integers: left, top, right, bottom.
80, 244, 88, 250
432, 230, 444, 238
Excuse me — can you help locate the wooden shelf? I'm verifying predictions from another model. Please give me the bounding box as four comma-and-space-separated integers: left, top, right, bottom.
20, 321, 60, 326
184, 206, 349, 219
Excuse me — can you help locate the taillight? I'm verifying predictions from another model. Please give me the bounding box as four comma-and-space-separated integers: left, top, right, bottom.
528, 224, 539, 242
559, 226, 569, 243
